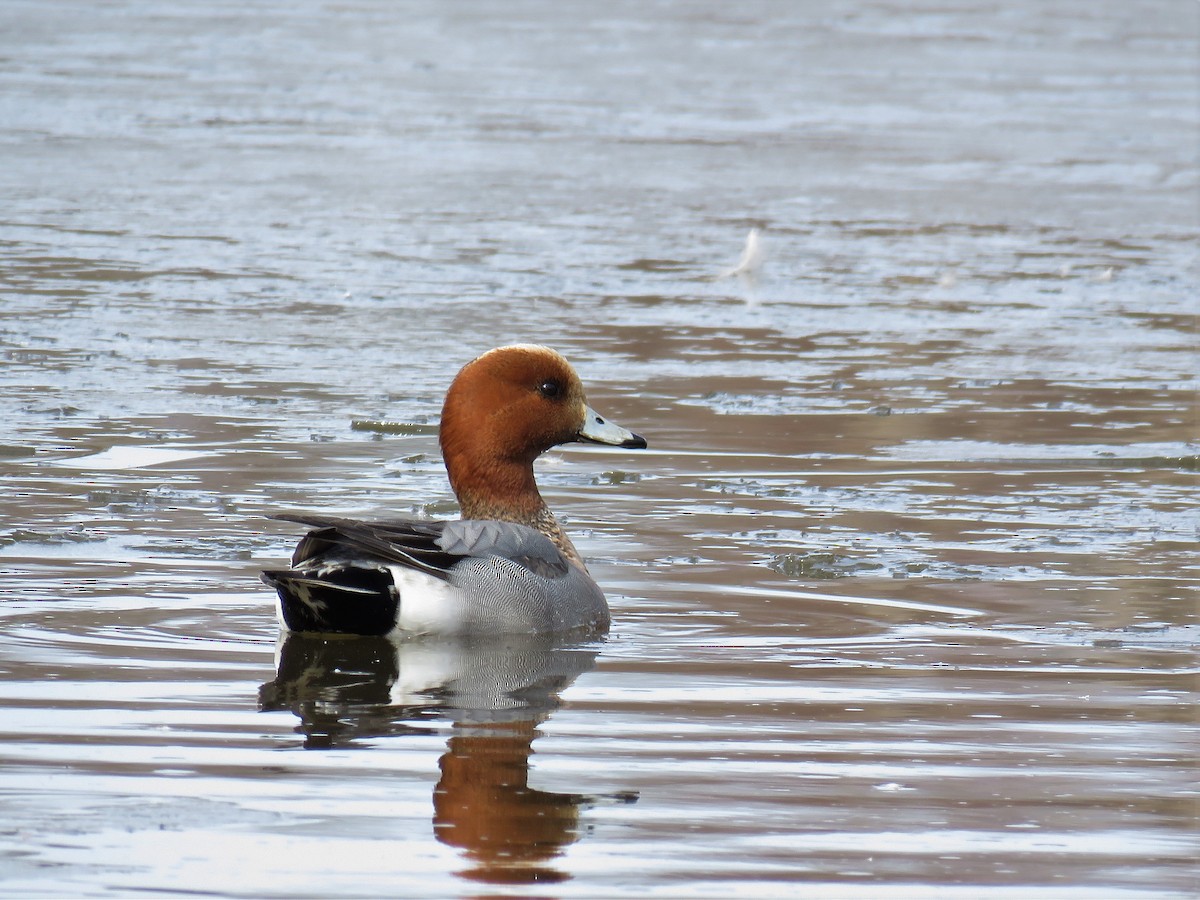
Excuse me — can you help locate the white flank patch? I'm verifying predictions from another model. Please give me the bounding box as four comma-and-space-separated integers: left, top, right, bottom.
392, 567, 463, 636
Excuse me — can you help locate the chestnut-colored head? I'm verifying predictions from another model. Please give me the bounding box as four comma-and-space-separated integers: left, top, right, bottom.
438, 345, 645, 520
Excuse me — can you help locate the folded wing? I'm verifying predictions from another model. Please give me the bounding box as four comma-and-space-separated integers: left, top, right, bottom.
261, 514, 582, 636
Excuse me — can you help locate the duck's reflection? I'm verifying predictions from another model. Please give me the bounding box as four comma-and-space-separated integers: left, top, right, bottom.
259, 632, 635, 884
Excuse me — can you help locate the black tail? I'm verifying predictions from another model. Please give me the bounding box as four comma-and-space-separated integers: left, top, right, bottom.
263, 566, 400, 636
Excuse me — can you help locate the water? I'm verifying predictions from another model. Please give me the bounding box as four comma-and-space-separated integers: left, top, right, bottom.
1, 1, 1197, 897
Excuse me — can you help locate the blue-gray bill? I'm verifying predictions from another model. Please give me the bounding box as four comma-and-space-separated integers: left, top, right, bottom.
578, 405, 647, 449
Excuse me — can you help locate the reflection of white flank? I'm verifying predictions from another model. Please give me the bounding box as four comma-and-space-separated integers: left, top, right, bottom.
388, 639, 471, 705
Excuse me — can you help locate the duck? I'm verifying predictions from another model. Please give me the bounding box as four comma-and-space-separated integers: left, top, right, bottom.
262, 345, 647, 638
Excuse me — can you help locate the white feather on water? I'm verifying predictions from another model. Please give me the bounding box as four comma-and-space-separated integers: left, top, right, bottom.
717, 227, 765, 280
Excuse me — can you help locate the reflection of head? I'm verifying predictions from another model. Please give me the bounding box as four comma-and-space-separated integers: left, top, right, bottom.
435, 721, 581, 885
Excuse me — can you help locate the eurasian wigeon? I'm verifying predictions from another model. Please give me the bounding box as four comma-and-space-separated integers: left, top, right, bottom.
262, 345, 646, 637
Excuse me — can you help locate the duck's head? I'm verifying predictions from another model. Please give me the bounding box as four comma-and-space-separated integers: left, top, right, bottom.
439, 345, 646, 513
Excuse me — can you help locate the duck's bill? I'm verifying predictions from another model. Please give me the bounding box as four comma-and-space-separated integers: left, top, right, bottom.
578, 405, 648, 449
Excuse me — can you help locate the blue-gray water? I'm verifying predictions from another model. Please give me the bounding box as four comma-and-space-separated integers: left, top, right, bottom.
1, 2, 1196, 897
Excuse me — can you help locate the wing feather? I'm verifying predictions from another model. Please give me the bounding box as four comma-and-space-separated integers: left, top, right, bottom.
269, 513, 570, 581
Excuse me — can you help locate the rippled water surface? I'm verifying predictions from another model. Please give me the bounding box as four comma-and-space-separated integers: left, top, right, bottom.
1, 1, 1197, 897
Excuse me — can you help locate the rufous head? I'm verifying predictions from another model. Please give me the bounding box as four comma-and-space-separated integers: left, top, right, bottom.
438, 345, 645, 517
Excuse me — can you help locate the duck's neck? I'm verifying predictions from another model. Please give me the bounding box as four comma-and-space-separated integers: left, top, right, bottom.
450, 457, 587, 571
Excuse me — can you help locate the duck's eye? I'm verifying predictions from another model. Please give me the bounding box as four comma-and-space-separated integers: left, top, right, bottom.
538, 380, 562, 399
